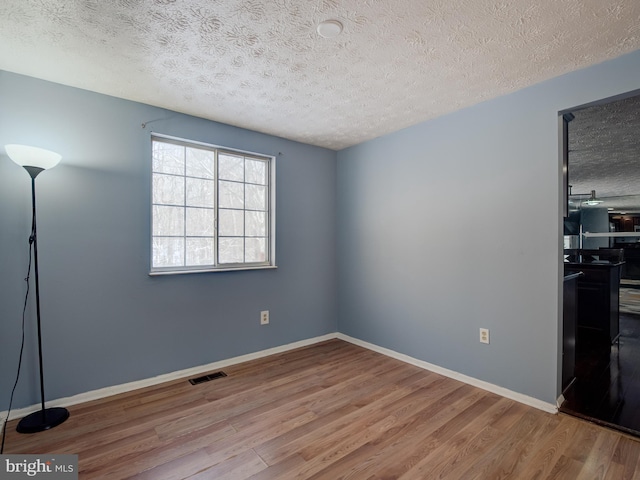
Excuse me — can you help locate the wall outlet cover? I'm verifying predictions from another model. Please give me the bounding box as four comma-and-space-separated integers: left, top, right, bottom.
479, 328, 490, 344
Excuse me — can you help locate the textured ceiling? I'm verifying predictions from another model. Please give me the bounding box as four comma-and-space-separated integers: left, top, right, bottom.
569, 93, 640, 213
1, 0, 639, 150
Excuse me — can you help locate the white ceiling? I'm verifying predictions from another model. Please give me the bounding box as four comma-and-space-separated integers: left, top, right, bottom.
1, 0, 639, 151
569, 93, 640, 213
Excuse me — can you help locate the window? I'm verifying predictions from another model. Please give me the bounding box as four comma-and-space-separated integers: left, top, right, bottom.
150, 134, 275, 274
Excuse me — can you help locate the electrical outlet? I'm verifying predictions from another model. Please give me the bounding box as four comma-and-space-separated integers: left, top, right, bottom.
479, 328, 490, 344
260, 310, 269, 325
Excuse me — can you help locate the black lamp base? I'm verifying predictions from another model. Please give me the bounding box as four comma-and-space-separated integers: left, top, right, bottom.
16, 407, 69, 434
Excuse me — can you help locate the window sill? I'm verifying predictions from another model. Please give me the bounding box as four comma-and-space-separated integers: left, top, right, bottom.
149, 265, 278, 276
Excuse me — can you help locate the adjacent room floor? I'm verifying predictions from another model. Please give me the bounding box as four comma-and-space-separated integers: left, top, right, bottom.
560, 289, 640, 436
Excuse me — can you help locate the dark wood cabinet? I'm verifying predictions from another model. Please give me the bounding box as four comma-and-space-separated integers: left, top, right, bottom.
614, 245, 640, 279
562, 272, 580, 391
565, 262, 622, 344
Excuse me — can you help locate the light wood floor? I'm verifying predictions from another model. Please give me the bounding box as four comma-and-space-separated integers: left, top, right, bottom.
4, 339, 640, 479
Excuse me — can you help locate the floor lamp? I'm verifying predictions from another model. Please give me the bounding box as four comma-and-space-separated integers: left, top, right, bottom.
5, 144, 70, 434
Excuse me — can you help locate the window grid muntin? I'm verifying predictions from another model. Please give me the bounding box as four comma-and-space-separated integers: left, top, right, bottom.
216, 150, 270, 266
151, 138, 218, 269
151, 137, 272, 273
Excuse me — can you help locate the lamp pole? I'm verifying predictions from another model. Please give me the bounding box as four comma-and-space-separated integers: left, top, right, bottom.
29, 169, 49, 420
5, 145, 69, 434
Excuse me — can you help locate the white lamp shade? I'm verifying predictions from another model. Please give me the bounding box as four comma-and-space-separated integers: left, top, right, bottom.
5, 144, 62, 170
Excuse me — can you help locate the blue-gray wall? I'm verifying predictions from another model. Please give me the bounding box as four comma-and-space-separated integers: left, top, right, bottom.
337, 50, 640, 404
0, 71, 337, 410
4, 48, 640, 413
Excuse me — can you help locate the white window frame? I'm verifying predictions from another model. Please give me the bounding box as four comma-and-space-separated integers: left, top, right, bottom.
149, 133, 276, 275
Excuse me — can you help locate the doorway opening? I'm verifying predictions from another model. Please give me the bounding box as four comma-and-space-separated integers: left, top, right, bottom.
560, 91, 640, 436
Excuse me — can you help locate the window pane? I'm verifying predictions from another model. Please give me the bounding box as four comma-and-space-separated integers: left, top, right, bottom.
245, 184, 266, 211
151, 136, 273, 273
153, 205, 184, 236
186, 178, 214, 208
219, 154, 244, 181
152, 237, 184, 267
245, 211, 266, 237
219, 209, 244, 236
186, 237, 214, 266
153, 173, 184, 206
186, 147, 215, 179
245, 238, 267, 263
186, 207, 215, 236
245, 159, 266, 185
153, 141, 184, 175
219, 181, 244, 209
219, 238, 244, 264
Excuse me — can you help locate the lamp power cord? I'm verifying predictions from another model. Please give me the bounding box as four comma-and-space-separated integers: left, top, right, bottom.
1, 232, 34, 454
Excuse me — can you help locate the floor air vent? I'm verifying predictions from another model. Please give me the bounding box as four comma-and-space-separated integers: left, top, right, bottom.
189, 371, 227, 385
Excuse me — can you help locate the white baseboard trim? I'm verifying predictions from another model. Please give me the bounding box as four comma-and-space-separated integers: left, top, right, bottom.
2, 332, 557, 423
1, 333, 338, 423
337, 333, 558, 414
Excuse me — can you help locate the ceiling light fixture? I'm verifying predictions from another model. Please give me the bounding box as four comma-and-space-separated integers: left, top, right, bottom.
317, 20, 343, 38
569, 187, 604, 206
583, 190, 603, 206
